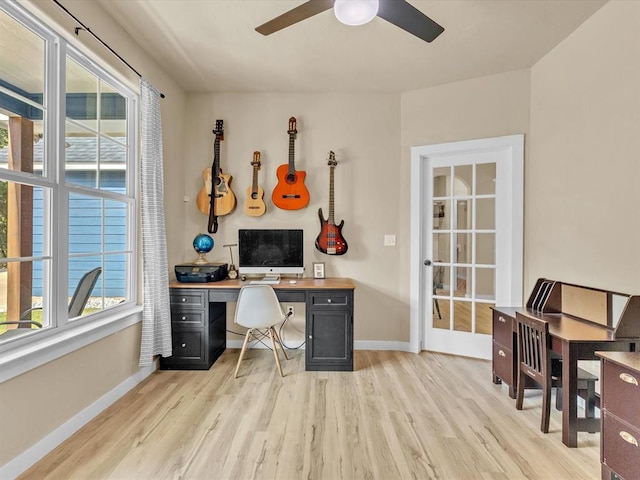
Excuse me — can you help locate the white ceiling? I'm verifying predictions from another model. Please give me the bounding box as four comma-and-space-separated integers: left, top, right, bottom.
99, 0, 606, 94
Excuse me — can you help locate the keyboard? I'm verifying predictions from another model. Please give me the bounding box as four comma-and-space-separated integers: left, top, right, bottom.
249, 280, 281, 285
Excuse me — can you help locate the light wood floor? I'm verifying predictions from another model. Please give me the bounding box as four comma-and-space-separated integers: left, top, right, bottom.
19, 350, 600, 480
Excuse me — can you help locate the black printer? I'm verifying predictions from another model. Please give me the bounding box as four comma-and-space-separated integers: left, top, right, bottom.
174, 263, 228, 283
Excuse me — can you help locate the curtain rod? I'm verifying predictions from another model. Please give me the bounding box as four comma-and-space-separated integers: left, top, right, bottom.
51, 0, 165, 98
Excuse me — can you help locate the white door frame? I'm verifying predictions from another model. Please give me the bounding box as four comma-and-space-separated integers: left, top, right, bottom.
409, 135, 524, 355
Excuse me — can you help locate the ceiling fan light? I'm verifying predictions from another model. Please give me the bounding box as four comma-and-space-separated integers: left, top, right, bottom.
334, 0, 379, 26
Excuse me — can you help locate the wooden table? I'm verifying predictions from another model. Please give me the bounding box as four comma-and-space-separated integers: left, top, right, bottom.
516, 309, 637, 447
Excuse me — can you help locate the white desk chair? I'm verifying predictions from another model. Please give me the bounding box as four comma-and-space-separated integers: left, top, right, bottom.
234, 284, 289, 378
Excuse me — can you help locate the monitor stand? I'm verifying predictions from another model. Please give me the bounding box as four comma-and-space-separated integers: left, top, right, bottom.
249, 274, 281, 285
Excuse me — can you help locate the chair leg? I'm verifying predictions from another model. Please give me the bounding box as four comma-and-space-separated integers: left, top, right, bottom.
433, 296, 442, 319
541, 383, 551, 433
555, 387, 563, 411
272, 328, 288, 360
234, 329, 253, 378
515, 370, 525, 410
269, 327, 284, 377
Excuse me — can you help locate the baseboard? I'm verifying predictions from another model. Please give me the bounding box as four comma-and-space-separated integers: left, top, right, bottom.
0, 363, 156, 480
227, 339, 412, 352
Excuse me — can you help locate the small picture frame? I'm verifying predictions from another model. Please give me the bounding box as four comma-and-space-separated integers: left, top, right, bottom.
313, 262, 325, 279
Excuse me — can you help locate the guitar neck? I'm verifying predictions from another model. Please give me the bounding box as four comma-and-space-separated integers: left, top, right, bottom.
251, 165, 259, 193
328, 165, 335, 224
213, 137, 221, 176
288, 133, 295, 175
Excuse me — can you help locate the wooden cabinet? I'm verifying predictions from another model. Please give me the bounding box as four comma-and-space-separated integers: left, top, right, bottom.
160, 288, 226, 370
305, 290, 353, 371
598, 352, 640, 480
491, 307, 518, 398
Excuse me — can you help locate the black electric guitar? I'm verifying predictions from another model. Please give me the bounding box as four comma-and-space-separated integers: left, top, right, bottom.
315, 151, 348, 255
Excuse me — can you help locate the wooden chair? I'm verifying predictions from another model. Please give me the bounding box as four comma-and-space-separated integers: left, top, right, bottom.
516, 315, 598, 433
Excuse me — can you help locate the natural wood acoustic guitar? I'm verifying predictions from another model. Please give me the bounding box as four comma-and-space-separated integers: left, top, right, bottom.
271, 117, 310, 210
315, 151, 348, 255
243, 151, 266, 217
196, 120, 236, 232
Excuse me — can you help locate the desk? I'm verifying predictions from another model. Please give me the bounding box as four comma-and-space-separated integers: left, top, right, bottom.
516, 309, 637, 448
161, 278, 355, 372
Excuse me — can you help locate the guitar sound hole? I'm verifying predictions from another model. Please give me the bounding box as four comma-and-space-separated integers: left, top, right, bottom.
214, 177, 221, 186
251, 192, 258, 200
286, 173, 296, 184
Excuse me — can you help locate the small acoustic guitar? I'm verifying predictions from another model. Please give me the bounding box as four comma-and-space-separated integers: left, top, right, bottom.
271, 117, 310, 210
315, 151, 348, 255
196, 120, 236, 232
243, 151, 266, 217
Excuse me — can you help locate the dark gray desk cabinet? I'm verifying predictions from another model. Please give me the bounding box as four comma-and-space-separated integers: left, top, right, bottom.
159, 288, 226, 370
306, 290, 354, 371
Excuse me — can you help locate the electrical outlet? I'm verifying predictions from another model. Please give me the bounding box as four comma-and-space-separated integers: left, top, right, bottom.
287, 306, 294, 318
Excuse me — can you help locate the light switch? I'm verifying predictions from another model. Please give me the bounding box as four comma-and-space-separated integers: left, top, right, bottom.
384, 234, 396, 246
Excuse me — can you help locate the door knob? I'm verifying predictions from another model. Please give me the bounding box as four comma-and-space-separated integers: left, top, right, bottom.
424, 260, 432, 266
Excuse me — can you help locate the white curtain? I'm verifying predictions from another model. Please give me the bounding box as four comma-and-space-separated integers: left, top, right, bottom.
139, 78, 172, 366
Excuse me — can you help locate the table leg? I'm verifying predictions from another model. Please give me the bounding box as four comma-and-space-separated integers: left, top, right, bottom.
561, 340, 578, 447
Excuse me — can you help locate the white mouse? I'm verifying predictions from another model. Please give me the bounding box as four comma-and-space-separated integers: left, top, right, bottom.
289, 280, 297, 284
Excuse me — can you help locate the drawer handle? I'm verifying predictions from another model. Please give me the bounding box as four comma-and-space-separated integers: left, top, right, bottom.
499, 316, 506, 323
181, 298, 187, 302
181, 316, 187, 321
181, 343, 187, 348
498, 349, 506, 357
620, 373, 639, 386
620, 431, 639, 447
327, 299, 332, 303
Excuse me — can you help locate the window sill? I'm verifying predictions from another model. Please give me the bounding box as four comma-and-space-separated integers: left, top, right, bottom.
0, 305, 143, 384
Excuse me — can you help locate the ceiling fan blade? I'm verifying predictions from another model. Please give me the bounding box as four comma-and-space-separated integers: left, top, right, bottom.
256, 0, 334, 36
377, 0, 444, 43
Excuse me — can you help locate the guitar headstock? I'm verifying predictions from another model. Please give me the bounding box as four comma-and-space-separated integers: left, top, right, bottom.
252, 151, 261, 169
288, 117, 297, 136
213, 119, 224, 141
327, 151, 337, 167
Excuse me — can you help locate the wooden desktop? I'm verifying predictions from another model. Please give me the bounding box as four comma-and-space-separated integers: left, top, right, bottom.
493, 279, 640, 447
161, 277, 355, 372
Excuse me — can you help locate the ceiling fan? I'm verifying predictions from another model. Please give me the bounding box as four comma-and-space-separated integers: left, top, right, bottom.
255, 0, 444, 44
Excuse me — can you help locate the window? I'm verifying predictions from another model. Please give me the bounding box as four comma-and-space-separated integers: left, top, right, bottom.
0, 2, 137, 344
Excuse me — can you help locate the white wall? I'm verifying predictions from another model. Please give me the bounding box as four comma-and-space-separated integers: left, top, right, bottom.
528, 0, 640, 294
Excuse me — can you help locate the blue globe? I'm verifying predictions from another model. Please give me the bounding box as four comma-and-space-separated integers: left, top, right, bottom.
193, 233, 214, 254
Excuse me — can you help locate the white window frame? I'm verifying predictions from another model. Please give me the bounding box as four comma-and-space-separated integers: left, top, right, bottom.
0, 1, 142, 383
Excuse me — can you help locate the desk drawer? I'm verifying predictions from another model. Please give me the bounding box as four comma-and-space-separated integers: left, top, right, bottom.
170, 330, 205, 362
492, 341, 513, 386
492, 310, 513, 346
309, 291, 350, 308
602, 359, 640, 426
171, 311, 204, 326
603, 412, 640, 480
170, 290, 206, 308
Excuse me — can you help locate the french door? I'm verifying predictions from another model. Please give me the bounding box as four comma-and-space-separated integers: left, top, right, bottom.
410, 135, 524, 359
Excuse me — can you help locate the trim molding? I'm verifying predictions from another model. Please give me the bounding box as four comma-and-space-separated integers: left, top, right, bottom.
0, 363, 156, 480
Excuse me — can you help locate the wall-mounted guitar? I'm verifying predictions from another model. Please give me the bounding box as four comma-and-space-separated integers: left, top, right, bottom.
243, 151, 266, 217
196, 119, 236, 233
315, 151, 348, 255
272, 117, 310, 210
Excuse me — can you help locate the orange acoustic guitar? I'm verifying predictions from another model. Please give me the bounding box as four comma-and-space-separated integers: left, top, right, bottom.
271, 117, 310, 210
243, 151, 266, 217
315, 151, 348, 255
196, 120, 236, 232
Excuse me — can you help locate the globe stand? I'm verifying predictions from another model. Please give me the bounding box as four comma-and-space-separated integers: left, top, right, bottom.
193, 251, 210, 265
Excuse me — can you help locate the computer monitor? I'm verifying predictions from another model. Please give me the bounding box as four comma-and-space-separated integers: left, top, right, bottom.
238, 229, 304, 276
